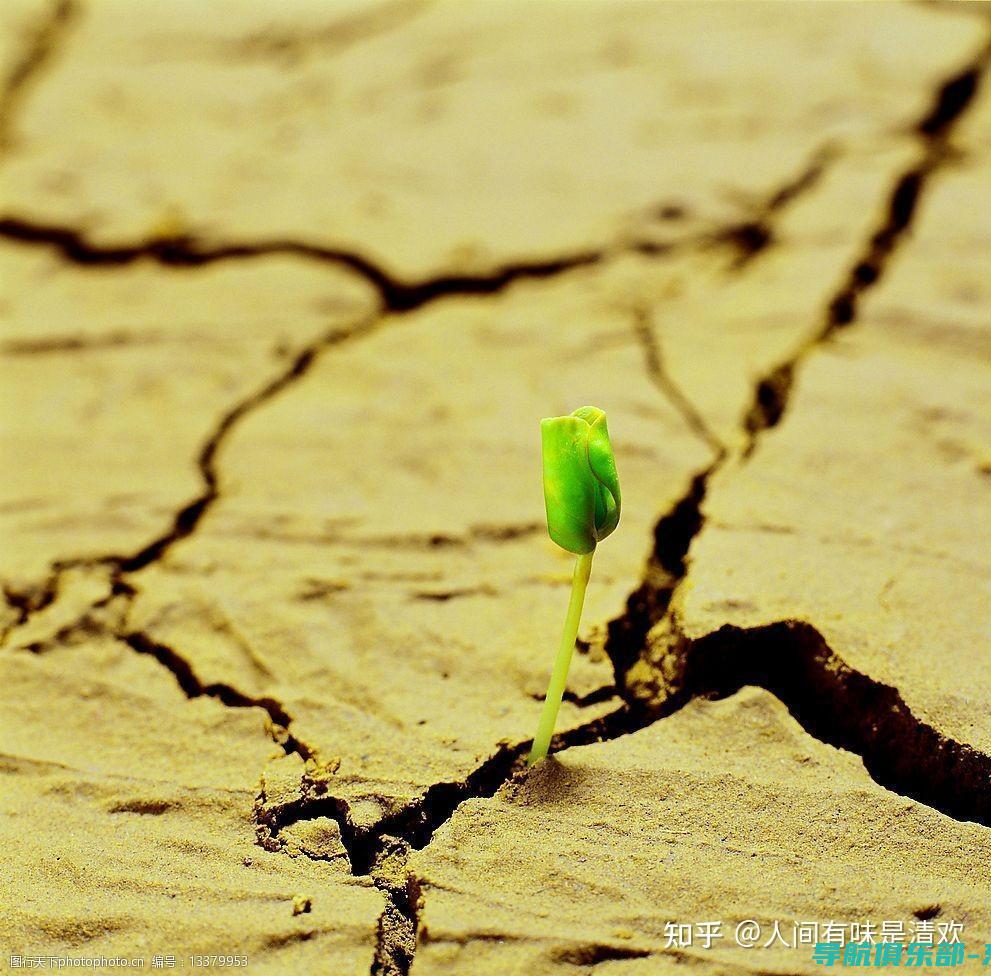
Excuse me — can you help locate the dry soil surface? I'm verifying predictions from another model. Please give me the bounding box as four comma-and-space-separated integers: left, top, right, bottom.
1, 2, 990, 974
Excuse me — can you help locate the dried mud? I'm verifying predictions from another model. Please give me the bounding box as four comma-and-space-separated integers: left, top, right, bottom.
2, 2, 990, 974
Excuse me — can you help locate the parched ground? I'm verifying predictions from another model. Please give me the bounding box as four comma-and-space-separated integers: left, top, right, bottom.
1, 2, 990, 974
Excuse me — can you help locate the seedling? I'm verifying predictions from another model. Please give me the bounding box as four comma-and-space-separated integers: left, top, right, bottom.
528, 406, 621, 765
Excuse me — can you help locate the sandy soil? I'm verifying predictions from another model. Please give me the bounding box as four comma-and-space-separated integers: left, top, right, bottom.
1, 2, 990, 974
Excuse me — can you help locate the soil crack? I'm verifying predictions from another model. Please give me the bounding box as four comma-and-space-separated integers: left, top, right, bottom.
370, 838, 421, 976
0, 0, 78, 153
119, 629, 316, 761
636, 617, 991, 829
714, 141, 838, 270
254, 705, 650, 876
0, 138, 834, 307
743, 37, 991, 451
0, 217, 606, 313
253, 702, 657, 973
632, 307, 726, 459
0, 310, 383, 650
116, 312, 381, 574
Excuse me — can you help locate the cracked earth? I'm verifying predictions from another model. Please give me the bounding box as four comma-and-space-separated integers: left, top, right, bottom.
2, 2, 991, 974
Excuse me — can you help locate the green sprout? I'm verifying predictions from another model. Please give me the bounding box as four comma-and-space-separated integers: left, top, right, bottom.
528, 406, 621, 765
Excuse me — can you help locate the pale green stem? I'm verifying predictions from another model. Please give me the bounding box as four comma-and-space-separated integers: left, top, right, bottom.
528, 550, 594, 765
